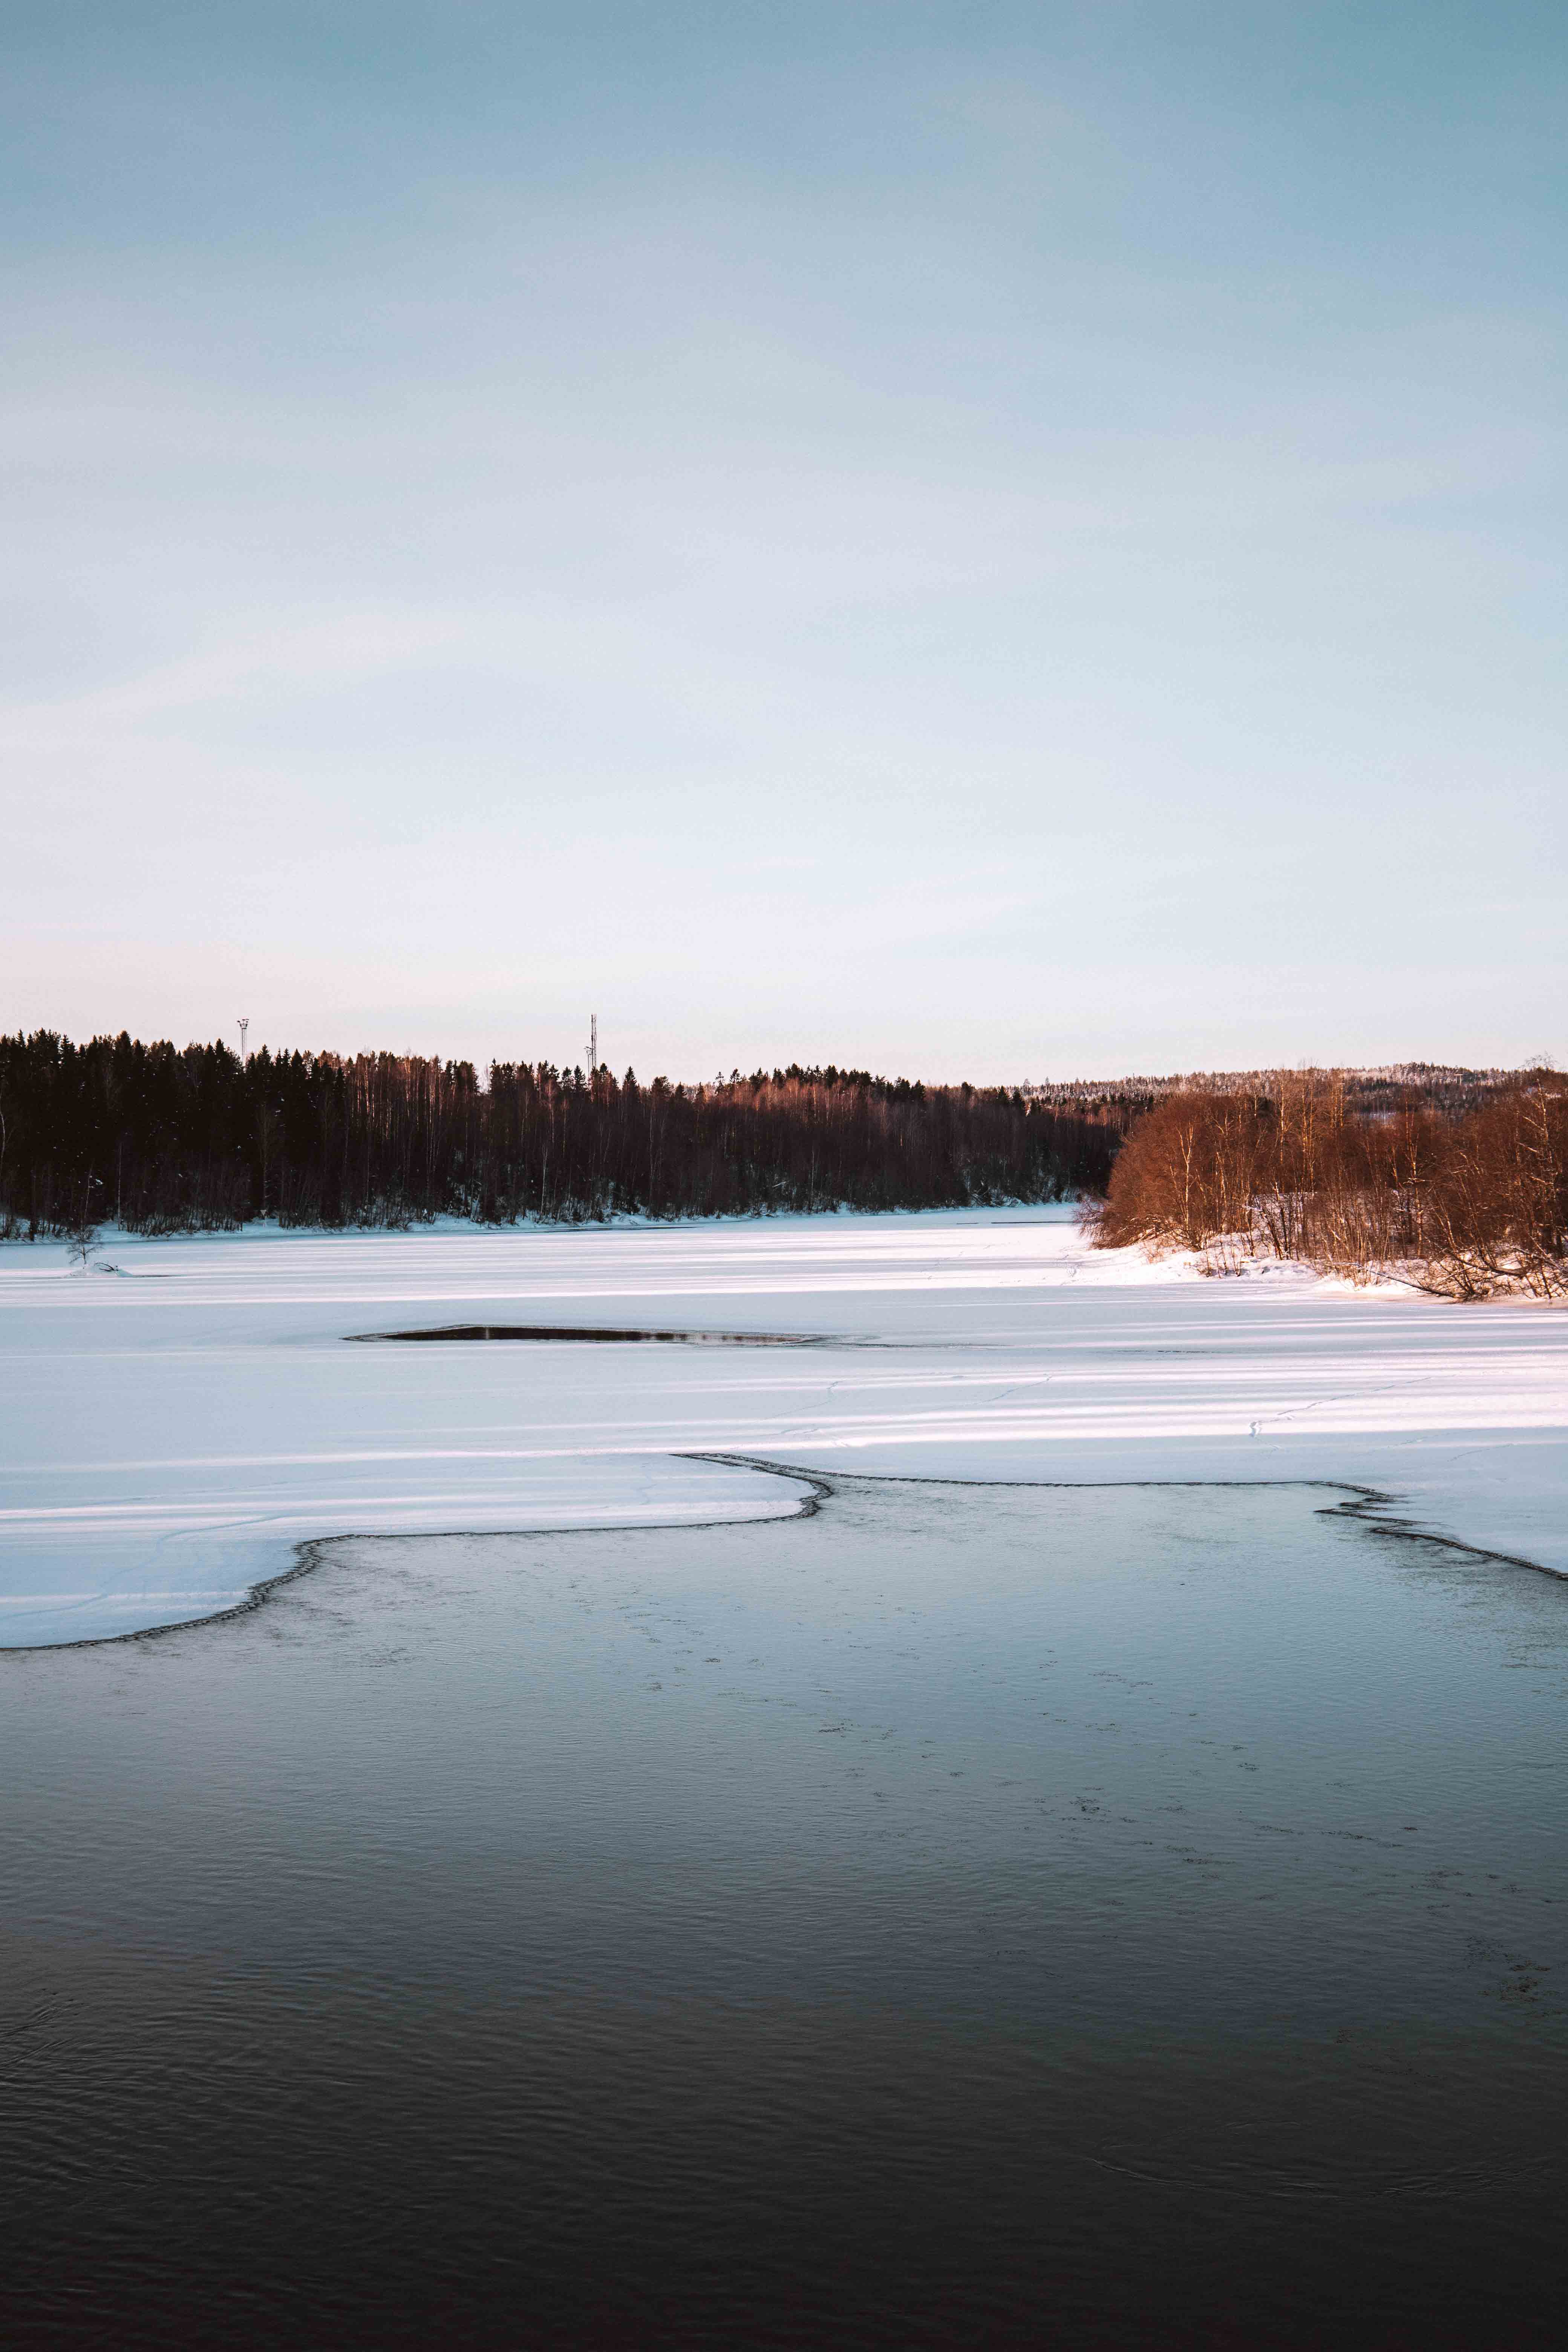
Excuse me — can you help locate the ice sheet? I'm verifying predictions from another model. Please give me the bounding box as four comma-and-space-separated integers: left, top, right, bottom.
3, 1206, 1565, 1643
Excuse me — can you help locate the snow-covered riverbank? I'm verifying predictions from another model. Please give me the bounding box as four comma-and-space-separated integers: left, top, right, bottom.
4, 1205, 1566, 1645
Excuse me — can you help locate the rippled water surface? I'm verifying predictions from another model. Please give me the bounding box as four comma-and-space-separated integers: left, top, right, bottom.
4, 1478, 1566, 2348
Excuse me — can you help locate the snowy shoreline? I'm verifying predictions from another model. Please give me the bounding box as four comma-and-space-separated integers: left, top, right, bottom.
5, 1204, 1566, 1648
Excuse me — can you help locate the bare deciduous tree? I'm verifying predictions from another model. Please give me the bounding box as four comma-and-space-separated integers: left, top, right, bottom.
1086, 1070, 1568, 1299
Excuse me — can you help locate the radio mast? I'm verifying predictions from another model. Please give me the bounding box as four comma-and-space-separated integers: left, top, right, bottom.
589, 1013, 598, 1075
237, 1016, 249, 1064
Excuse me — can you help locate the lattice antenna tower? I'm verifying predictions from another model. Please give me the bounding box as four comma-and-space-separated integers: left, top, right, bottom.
237, 1016, 249, 1064
589, 1013, 598, 1075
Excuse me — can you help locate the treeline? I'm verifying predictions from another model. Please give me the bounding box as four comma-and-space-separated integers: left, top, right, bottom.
0, 1032, 1133, 1236
1028, 1063, 1517, 1121
1086, 1069, 1568, 1298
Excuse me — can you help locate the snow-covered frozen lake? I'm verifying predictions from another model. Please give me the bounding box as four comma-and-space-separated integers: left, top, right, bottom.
7, 1212, 1568, 2342
4, 1204, 1566, 1645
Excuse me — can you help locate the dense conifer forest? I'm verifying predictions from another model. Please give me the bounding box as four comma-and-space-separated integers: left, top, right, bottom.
0, 1032, 1128, 1236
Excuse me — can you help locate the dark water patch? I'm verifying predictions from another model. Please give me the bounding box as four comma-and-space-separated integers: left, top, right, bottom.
4, 1479, 1566, 2348
351, 1322, 830, 1345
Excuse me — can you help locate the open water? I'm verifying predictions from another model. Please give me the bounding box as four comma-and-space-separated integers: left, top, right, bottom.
3, 1476, 1565, 2348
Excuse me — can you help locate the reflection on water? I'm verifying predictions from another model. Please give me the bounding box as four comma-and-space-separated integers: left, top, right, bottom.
3, 1479, 1566, 2349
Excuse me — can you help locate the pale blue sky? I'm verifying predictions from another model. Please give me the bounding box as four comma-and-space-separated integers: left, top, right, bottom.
3, 2, 1563, 1079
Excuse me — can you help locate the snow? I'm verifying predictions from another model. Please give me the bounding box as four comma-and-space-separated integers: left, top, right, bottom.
3, 1205, 1566, 1645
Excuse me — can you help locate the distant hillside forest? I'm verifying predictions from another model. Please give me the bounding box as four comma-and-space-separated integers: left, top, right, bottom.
0, 1032, 1130, 1235
1026, 1063, 1521, 1122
